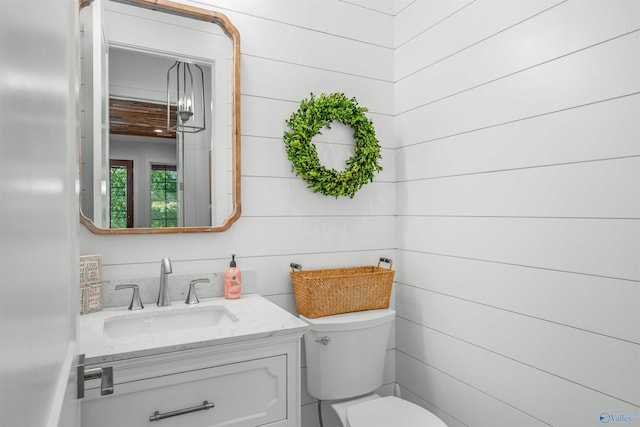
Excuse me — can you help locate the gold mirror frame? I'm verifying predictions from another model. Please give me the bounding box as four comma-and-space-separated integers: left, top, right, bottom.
78, 0, 241, 234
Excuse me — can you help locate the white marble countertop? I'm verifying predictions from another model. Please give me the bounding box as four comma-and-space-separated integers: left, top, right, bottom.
78, 294, 309, 364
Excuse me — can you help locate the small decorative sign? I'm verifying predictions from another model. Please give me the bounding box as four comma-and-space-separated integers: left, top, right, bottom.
80, 255, 102, 314
80, 255, 102, 285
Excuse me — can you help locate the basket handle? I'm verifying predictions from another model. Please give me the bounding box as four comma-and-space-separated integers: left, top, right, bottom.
377, 257, 393, 269
290, 263, 302, 272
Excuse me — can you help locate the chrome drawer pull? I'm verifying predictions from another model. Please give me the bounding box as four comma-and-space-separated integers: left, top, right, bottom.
149, 400, 215, 422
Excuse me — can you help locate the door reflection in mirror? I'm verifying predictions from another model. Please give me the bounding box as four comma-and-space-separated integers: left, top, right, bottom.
107, 48, 213, 228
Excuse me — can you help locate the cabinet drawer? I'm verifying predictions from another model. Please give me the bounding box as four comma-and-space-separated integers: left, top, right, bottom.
82, 355, 286, 427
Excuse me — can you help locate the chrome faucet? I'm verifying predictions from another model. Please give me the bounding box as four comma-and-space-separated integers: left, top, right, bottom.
157, 257, 172, 307
115, 284, 144, 310
185, 278, 211, 305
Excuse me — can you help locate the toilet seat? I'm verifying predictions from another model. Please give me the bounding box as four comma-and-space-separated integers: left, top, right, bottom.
346, 396, 447, 427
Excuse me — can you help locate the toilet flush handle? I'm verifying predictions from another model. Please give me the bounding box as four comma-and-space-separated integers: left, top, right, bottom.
315, 336, 331, 345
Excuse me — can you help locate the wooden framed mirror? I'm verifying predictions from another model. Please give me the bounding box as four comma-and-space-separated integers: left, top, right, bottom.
79, 0, 240, 234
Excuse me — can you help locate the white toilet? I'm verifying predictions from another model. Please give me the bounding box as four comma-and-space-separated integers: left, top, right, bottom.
301, 308, 447, 427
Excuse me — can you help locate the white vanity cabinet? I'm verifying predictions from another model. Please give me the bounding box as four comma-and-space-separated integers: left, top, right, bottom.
82, 338, 299, 427
78, 295, 308, 427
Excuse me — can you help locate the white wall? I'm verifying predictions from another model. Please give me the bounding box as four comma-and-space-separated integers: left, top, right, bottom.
0, 0, 80, 425
79, 1, 640, 426
394, 1, 640, 426
79, 1, 395, 425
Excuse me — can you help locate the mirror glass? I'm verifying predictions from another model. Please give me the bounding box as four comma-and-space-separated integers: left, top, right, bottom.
79, 0, 240, 234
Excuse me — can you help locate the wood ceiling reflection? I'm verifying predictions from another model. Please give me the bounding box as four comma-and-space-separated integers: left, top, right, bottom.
109, 98, 176, 139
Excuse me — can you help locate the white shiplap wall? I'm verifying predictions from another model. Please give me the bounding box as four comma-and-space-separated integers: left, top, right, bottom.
79, 1, 640, 426
79, 1, 395, 425
395, 1, 640, 427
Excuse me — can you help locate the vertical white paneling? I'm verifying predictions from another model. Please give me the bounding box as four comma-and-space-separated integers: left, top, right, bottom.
395, 0, 640, 424
0, 0, 80, 426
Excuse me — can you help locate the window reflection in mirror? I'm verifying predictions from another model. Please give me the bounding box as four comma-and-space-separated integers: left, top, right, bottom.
79, 0, 240, 234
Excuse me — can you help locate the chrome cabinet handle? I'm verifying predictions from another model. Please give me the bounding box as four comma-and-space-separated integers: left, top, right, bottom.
77, 354, 114, 398
149, 400, 215, 422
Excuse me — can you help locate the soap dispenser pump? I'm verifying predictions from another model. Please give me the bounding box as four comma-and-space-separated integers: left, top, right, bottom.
224, 254, 241, 299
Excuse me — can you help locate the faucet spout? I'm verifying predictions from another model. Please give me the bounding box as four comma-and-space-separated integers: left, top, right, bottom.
157, 257, 172, 307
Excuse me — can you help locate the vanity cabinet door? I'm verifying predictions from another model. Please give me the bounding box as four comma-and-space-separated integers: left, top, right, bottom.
81, 355, 286, 427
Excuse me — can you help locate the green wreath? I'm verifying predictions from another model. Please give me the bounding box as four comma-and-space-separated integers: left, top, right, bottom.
283, 93, 383, 198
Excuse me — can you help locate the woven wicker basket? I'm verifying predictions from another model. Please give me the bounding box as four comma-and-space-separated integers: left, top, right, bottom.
290, 258, 394, 318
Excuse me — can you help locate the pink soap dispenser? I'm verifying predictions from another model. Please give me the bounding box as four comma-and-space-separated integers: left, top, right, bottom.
224, 254, 242, 299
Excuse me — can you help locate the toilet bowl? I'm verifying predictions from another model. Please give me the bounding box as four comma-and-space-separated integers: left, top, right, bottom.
301, 309, 447, 427
346, 395, 447, 427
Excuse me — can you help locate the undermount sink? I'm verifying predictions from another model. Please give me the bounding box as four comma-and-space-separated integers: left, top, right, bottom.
103, 305, 238, 338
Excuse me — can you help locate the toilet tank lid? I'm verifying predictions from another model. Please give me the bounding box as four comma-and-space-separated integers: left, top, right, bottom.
300, 308, 395, 332
347, 396, 448, 427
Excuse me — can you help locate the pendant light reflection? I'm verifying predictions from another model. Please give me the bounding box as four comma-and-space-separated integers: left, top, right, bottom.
166, 61, 206, 133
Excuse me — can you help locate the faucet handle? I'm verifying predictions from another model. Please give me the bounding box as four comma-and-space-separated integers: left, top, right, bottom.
115, 284, 144, 310
185, 278, 210, 305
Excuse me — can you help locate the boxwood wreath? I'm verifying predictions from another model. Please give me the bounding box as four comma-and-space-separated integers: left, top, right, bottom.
284, 93, 382, 198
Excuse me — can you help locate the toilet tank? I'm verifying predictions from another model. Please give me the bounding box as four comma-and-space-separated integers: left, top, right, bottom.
301, 308, 395, 401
